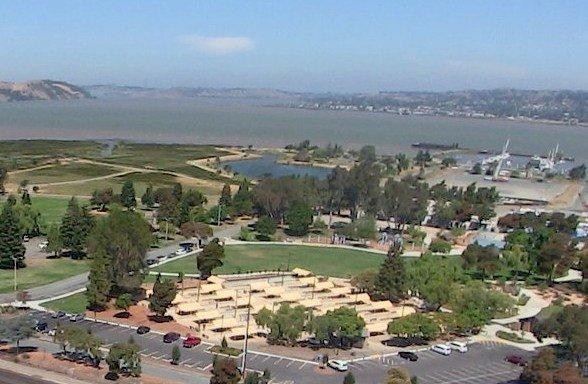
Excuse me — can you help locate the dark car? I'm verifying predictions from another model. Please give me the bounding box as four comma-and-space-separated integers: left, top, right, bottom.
163, 332, 180, 343
398, 351, 418, 361
137, 326, 151, 335
382, 338, 411, 348
35, 322, 48, 332
104, 371, 119, 381
113, 311, 131, 319
505, 355, 527, 366
146, 259, 157, 266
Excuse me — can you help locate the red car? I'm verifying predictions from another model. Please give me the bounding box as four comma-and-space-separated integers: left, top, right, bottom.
505, 355, 527, 366
183, 334, 201, 348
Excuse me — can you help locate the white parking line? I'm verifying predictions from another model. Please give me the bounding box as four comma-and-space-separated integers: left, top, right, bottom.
262, 356, 272, 362
180, 358, 193, 365
298, 362, 307, 370
273, 358, 283, 365
432, 369, 521, 384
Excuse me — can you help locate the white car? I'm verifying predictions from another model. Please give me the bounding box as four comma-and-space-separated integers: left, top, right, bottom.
174, 248, 188, 256
327, 360, 349, 371
38, 241, 49, 250
449, 341, 468, 353
431, 344, 452, 356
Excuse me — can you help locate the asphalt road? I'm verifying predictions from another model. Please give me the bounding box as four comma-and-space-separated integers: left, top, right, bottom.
0, 368, 55, 384
31, 311, 530, 384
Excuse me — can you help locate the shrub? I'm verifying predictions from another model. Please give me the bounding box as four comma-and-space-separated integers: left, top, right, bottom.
496, 330, 533, 343
429, 239, 452, 254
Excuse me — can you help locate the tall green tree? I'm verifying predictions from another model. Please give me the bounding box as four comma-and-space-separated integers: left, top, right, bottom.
0, 196, 25, 269
197, 238, 225, 277
60, 197, 94, 258
0, 315, 35, 355
254, 303, 310, 345
148, 273, 178, 317
0, 166, 7, 194
310, 307, 365, 345
141, 184, 155, 208
219, 183, 232, 207
86, 248, 111, 311
120, 180, 137, 210
232, 180, 253, 216
106, 342, 141, 377
375, 245, 406, 301
46, 224, 63, 257
285, 201, 313, 236
21, 189, 31, 205
210, 357, 241, 384
86, 207, 152, 297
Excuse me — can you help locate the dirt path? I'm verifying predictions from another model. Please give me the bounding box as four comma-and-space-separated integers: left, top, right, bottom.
548, 181, 583, 209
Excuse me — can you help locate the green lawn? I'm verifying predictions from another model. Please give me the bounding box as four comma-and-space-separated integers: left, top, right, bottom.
42, 292, 88, 314
0, 258, 88, 294
0, 196, 89, 229
153, 244, 385, 278
10, 162, 118, 185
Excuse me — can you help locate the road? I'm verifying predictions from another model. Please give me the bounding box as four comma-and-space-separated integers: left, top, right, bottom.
0, 369, 56, 384
0, 222, 246, 304
31, 311, 530, 384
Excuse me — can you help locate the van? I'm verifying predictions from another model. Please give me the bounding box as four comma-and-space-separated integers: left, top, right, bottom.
431, 344, 451, 356
449, 341, 468, 353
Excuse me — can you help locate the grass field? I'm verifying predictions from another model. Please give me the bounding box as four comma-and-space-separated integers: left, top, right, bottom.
0, 258, 88, 294
0, 140, 104, 170
153, 244, 385, 278
41, 171, 222, 198
0, 196, 89, 228
101, 142, 232, 182
9, 162, 118, 185
42, 292, 88, 314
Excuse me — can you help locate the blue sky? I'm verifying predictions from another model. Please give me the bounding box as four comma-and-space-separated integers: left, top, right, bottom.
1, 1, 586, 92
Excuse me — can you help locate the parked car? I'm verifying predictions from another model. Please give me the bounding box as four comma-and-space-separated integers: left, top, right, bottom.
38, 241, 49, 249
52, 311, 66, 319
47, 329, 57, 337
113, 311, 131, 319
449, 341, 468, 353
505, 355, 527, 366
163, 332, 180, 343
398, 351, 418, 361
146, 259, 157, 266
174, 248, 188, 256
431, 344, 452, 356
35, 321, 48, 332
104, 371, 119, 381
69, 313, 84, 322
137, 326, 150, 335
183, 334, 201, 348
327, 360, 349, 371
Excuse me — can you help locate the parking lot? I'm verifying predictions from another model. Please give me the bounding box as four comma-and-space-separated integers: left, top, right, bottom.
32, 311, 530, 384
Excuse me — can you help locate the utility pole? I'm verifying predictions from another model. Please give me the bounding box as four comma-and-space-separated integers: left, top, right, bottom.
241, 288, 252, 376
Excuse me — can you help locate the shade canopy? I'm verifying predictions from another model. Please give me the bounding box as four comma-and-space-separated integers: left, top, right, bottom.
177, 302, 203, 314
193, 309, 222, 321
200, 283, 223, 294
207, 275, 225, 285
292, 268, 312, 277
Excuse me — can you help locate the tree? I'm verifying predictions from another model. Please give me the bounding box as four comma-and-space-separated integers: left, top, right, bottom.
14, 202, 42, 237
449, 281, 515, 327
21, 189, 31, 205
172, 183, 183, 202
461, 243, 501, 278
219, 183, 232, 207
395, 153, 411, 173
310, 307, 365, 347
91, 187, 114, 211
197, 238, 225, 277
351, 269, 377, 294
0, 166, 7, 194
387, 313, 440, 341
285, 201, 313, 236
149, 273, 178, 317
106, 342, 141, 376
0, 315, 34, 356
171, 345, 181, 365
141, 184, 155, 208
254, 303, 310, 345
45, 224, 63, 257
0, 196, 26, 269
180, 221, 213, 241
86, 207, 152, 296
471, 163, 483, 174
381, 178, 428, 229
60, 197, 94, 258
343, 372, 356, 384
232, 180, 253, 216
86, 247, 111, 311
386, 367, 412, 384
115, 293, 133, 312
441, 157, 457, 168
120, 180, 137, 210
210, 357, 241, 384
568, 164, 586, 180
429, 239, 451, 254
256, 216, 277, 238
374, 246, 406, 301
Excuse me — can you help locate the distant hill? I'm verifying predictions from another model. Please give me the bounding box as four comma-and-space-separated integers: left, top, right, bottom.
85, 84, 304, 101
0, 80, 91, 102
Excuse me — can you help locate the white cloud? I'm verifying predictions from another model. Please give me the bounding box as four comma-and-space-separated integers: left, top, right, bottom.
179, 35, 255, 55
